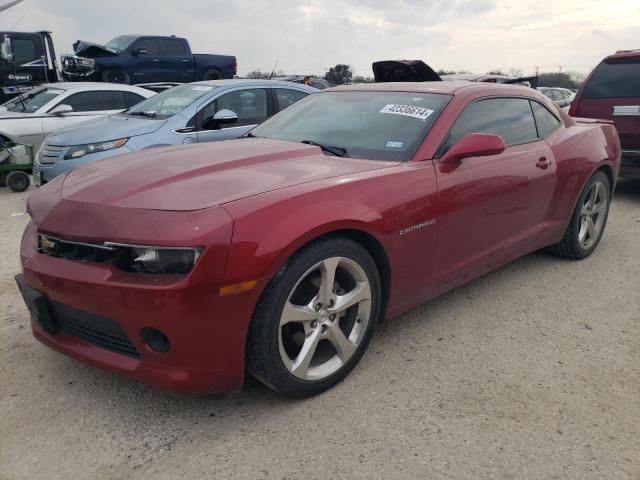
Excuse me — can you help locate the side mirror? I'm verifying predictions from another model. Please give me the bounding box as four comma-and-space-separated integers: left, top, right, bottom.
1, 36, 13, 63
132, 47, 148, 56
50, 104, 74, 115
212, 109, 238, 124
440, 133, 506, 164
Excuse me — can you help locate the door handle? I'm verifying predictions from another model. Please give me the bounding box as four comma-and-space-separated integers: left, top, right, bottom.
536, 157, 551, 169
181, 59, 191, 62
152, 59, 160, 62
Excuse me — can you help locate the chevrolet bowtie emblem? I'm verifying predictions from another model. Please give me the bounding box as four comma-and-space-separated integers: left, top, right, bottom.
40, 237, 57, 250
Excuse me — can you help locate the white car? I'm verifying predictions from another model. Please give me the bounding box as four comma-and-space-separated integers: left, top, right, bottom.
0, 82, 155, 150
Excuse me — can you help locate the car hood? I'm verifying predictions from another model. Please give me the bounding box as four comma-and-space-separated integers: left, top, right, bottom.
46, 115, 167, 145
0, 110, 37, 119
73, 40, 119, 57
372, 60, 442, 82
61, 138, 397, 211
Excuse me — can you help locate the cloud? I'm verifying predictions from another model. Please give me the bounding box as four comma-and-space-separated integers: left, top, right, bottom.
0, 0, 637, 77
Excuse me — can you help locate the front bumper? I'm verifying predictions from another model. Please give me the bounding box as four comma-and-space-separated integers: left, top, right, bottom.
17, 206, 262, 395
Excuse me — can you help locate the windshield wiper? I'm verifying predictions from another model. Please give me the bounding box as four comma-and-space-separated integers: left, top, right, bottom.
126, 111, 157, 118
301, 140, 349, 157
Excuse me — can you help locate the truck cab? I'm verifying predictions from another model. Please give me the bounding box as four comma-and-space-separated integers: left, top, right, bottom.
0, 31, 59, 101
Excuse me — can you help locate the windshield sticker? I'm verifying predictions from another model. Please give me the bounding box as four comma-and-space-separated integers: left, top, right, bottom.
379, 104, 434, 121
385, 141, 404, 149
191, 86, 213, 92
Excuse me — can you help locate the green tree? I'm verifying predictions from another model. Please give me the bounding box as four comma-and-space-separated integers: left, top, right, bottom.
325, 64, 353, 85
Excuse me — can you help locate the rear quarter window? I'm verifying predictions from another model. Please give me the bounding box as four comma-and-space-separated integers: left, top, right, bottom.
582, 58, 640, 98
531, 101, 561, 138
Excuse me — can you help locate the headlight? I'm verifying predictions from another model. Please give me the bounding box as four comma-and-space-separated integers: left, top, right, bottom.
64, 138, 128, 160
110, 245, 203, 274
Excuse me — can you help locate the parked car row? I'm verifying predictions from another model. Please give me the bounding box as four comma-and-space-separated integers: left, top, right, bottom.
0, 31, 237, 101
33, 80, 315, 185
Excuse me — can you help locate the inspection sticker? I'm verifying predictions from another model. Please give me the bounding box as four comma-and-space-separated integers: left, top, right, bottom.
385, 141, 404, 149
192, 86, 213, 91
379, 104, 434, 121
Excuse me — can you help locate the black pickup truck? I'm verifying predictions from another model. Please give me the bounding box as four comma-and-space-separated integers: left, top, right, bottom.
62, 35, 237, 84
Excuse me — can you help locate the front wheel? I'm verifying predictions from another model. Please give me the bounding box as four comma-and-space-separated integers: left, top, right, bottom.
551, 171, 611, 259
246, 236, 381, 397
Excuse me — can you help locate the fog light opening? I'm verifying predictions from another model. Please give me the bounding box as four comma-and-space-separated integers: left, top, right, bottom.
141, 327, 171, 353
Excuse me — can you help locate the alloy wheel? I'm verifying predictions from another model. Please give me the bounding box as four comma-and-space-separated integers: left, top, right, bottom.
278, 256, 372, 381
578, 180, 608, 250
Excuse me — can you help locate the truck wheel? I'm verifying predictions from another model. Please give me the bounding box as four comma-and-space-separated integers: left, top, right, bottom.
202, 69, 223, 81
6, 171, 30, 192
101, 69, 130, 84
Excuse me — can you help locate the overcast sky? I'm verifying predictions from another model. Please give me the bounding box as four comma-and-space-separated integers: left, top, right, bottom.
1, 0, 639, 77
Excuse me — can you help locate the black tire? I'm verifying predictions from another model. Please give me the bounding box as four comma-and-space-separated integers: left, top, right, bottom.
6, 170, 30, 192
101, 69, 130, 84
550, 171, 611, 259
246, 236, 382, 397
202, 69, 223, 81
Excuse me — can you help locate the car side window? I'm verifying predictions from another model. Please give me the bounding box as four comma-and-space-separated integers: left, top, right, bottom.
158, 39, 187, 56
132, 38, 158, 55
199, 89, 268, 130
274, 89, 308, 111
60, 91, 127, 112
12, 38, 37, 63
124, 92, 145, 108
530, 101, 561, 138
439, 98, 539, 155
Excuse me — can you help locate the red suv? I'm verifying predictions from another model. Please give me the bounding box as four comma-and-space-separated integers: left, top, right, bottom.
569, 50, 640, 177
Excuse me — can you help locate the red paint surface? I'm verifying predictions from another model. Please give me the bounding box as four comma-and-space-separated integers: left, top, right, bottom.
20, 83, 621, 394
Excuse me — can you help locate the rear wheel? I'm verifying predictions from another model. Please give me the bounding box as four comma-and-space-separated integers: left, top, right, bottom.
246, 236, 381, 397
202, 69, 222, 81
551, 171, 610, 259
6, 170, 30, 192
101, 69, 130, 84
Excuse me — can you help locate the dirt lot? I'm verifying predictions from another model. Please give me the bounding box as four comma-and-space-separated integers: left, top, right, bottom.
0, 179, 638, 480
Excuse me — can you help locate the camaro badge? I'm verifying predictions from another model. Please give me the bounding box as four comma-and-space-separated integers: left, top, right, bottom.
399, 219, 436, 236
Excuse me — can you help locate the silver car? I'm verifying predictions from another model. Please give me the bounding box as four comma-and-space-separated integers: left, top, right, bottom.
35, 79, 316, 185
0, 82, 155, 150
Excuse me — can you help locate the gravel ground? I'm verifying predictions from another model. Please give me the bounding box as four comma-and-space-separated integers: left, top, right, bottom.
0, 179, 638, 480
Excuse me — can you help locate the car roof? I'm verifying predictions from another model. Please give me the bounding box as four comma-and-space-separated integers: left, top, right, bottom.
190, 79, 316, 89
606, 49, 640, 61
322, 81, 536, 96
37, 82, 154, 94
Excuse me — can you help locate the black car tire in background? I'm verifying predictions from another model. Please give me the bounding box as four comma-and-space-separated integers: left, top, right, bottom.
5, 170, 30, 192
246, 236, 382, 397
101, 69, 131, 84
202, 69, 223, 81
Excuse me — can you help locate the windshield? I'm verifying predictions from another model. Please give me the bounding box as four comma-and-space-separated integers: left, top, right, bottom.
582, 58, 640, 99
124, 84, 216, 120
251, 91, 451, 161
3, 87, 64, 113
104, 36, 137, 53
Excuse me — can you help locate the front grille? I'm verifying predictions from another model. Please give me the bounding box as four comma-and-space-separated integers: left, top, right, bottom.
38, 144, 66, 164
48, 300, 140, 358
38, 234, 119, 263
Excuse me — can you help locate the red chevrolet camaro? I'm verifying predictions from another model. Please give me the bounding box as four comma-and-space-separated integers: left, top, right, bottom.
16, 82, 620, 397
